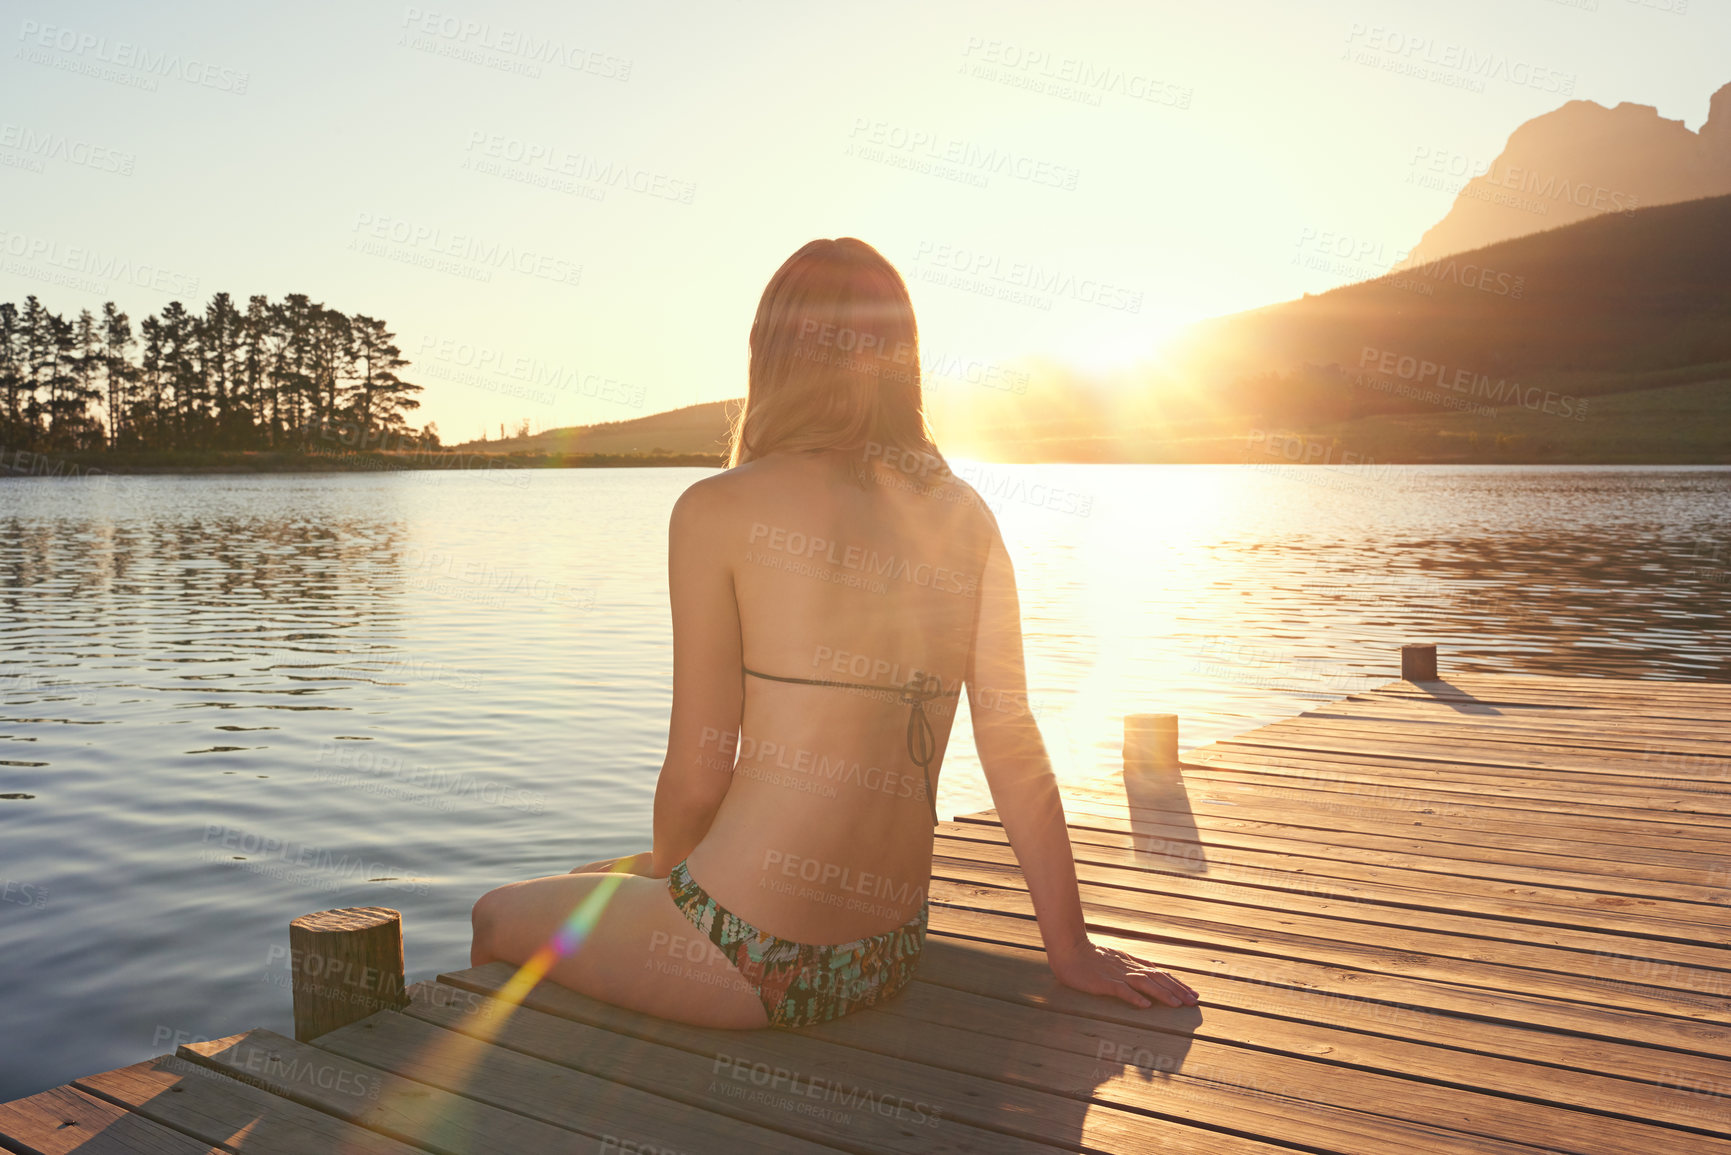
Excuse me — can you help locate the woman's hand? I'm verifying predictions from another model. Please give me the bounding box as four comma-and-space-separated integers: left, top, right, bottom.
1050, 939, 1199, 1009
568, 851, 658, 877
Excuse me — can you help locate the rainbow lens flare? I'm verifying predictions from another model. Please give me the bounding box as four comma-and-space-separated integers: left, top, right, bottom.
348, 867, 633, 1152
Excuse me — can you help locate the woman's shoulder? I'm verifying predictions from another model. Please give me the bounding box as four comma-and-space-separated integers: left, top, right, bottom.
669, 458, 786, 536
670, 468, 737, 527
919, 469, 1003, 541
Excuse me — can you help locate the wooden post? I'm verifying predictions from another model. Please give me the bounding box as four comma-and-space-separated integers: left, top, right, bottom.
1401, 643, 1438, 682
289, 907, 406, 1042
1124, 714, 1179, 773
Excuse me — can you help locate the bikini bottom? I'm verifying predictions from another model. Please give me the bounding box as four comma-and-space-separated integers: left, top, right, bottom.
666, 858, 926, 1028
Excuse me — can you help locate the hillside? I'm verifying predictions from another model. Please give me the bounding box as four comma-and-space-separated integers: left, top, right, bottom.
1169, 192, 1731, 413
1403, 81, 1731, 264
454, 399, 736, 455
948, 374, 1730, 464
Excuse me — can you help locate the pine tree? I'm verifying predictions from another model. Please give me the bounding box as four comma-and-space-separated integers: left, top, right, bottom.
134, 315, 166, 448
60, 309, 105, 449
347, 315, 420, 443
18, 296, 53, 433
0, 302, 22, 436
101, 303, 134, 447
155, 301, 200, 446
202, 293, 245, 446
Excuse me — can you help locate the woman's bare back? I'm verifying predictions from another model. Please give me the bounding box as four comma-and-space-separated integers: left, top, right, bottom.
680, 449, 991, 943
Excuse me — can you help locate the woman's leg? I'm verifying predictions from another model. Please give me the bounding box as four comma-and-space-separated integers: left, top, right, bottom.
567, 851, 655, 876
470, 871, 770, 1029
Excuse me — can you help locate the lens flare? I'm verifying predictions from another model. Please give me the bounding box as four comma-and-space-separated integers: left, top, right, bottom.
494, 870, 627, 1010
349, 869, 631, 1152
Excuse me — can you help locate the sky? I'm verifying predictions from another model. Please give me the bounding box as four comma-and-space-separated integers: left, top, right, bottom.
2, 0, 1726, 442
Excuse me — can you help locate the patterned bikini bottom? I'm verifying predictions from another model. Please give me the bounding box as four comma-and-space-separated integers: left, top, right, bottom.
666, 858, 927, 1028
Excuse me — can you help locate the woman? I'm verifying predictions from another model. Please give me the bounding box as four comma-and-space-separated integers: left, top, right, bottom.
470, 237, 1199, 1029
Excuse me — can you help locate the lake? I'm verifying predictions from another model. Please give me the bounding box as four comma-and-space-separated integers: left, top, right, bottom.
1, 463, 1728, 1099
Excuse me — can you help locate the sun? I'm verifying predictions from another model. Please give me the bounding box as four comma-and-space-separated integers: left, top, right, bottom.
1049, 309, 1194, 378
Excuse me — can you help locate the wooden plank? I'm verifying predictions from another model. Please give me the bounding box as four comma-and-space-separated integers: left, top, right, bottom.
428, 970, 1554, 1155
1352, 686, 1730, 710
405, 977, 1263, 1155
1405, 674, 1731, 700
1043, 792, 1731, 899
1192, 740, 1731, 805
1346, 694, 1731, 726
1260, 710, 1731, 748
804, 990, 1726, 1155
1330, 685, 1731, 715
932, 837, 1731, 978
1045, 800, 1725, 907
1379, 671, 1731, 693
1303, 701, 1731, 748
176, 1029, 610, 1155
960, 807, 1727, 909
935, 827, 1731, 948
1183, 751, 1731, 824
862, 964, 1731, 1149
1053, 788, 1728, 886
75, 1054, 436, 1155
1075, 773, 1731, 855
908, 929, 1731, 1132
923, 903, 1731, 1065
315, 1002, 852, 1155
1266, 711, 1731, 762
1209, 738, 1731, 800
0, 1084, 223, 1155
1215, 727, 1731, 800
925, 872, 1731, 1024
1358, 685, 1731, 713
941, 817, 1724, 942
1362, 684, 1731, 721
1325, 713, 1731, 756
932, 846, 1731, 996
1108, 767, 1731, 847
1355, 700, 1731, 725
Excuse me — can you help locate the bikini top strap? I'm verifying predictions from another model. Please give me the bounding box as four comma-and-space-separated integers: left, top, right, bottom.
741, 665, 961, 698
742, 666, 871, 692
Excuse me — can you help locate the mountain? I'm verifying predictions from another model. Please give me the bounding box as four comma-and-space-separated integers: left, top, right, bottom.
454, 399, 735, 455
1402, 81, 1731, 265
928, 192, 1731, 460
1171, 191, 1731, 410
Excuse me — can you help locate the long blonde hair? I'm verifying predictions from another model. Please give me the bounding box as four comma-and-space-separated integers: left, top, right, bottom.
728, 238, 947, 480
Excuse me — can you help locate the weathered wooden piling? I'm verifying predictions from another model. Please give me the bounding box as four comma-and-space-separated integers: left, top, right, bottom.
288, 906, 407, 1042
1123, 712, 1179, 772
1400, 642, 1438, 681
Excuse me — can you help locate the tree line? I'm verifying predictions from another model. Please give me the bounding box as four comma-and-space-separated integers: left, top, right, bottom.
0, 292, 437, 453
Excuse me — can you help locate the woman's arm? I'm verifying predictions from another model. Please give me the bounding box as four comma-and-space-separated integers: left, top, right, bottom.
967, 514, 1198, 1009
650, 480, 745, 877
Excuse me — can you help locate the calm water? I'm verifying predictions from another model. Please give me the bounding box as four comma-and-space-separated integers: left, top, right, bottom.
1, 464, 1728, 1098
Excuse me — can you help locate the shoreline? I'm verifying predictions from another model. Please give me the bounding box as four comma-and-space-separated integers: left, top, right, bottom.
3, 451, 1729, 478
0, 448, 730, 478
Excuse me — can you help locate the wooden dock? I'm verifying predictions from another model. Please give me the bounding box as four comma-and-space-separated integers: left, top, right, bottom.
5, 661, 1731, 1153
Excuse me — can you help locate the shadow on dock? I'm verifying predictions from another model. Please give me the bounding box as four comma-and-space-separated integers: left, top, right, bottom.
1123, 766, 1208, 873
